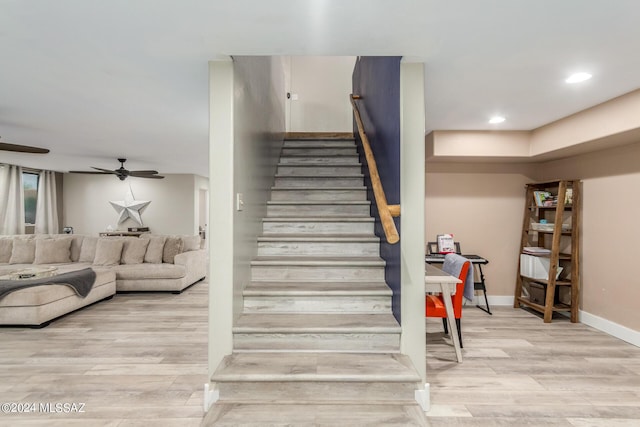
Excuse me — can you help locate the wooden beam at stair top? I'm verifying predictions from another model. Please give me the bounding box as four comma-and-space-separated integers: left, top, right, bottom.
388, 205, 400, 218
285, 132, 354, 140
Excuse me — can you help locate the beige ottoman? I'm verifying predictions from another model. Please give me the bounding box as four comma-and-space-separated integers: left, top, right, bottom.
0, 267, 116, 328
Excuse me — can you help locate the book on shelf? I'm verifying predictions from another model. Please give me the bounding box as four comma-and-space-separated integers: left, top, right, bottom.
437, 234, 456, 254
533, 191, 552, 207
564, 188, 573, 205
523, 246, 551, 255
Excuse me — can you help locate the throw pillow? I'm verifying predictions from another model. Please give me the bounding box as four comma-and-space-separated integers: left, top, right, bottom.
0, 238, 13, 263
68, 235, 85, 262
142, 236, 166, 264
121, 237, 150, 265
79, 237, 98, 263
34, 237, 72, 264
9, 239, 36, 264
162, 236, 184, 264
181, 235, 201, 252
93, 238, 124, 266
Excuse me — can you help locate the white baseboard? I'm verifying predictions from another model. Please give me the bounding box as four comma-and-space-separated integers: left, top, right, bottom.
468, 295, 640, 348
415, 383, 430, 412
579, 310, 640, 348
203, 383, 219, 412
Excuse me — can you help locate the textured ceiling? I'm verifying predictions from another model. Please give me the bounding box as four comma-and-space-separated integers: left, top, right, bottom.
2, 0, 640, 176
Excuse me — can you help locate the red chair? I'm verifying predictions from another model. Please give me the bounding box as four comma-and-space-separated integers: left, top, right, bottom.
426, 260, 471, 348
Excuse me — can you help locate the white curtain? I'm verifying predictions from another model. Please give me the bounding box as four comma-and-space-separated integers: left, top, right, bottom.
35, 170, 59, 234
0, 164, 25, 235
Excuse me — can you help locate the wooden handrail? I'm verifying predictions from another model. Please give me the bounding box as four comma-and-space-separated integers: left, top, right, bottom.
350, 94, 400, 244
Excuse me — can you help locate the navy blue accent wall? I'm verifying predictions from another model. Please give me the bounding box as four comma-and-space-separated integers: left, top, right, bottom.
352, 57, 402, 322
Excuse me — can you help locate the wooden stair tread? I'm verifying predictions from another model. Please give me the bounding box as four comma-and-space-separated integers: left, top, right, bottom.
212, 352, 419, 382
267, 200, 370, 205
263, 217, 374, 222
271, 188, 367, 192
251, 256, 385, 266
234, 313, 400, 333
257, 234, 378, 242
244, 281, 392, 296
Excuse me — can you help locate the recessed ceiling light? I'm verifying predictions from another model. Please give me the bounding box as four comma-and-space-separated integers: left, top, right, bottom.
566, 72, 592, 84
489, 116, 505, 124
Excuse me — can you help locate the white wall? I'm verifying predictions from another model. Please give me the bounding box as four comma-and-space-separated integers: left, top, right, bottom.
288, 56, 356, 132
208, 56, 285, 378
63, 173, 207, 235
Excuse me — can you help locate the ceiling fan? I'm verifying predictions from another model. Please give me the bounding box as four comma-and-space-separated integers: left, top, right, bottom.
69, 158, 164, 181
0, 137, 49, 154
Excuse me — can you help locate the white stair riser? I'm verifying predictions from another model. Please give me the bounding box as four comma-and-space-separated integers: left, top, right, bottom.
263, 220, 374, 234
243, 295, 391, 313
270, 189, 366, 201
282, 147, 357, 156
257, 241, 379, 256
274, 176, 364, 188
233, 332, 399, 352
252, 265, 385, 281
279, 156, 360, 165
267, 204, 370, 216
283, 140, 356, 148
277, 165, 362, 176
216, 381, 417, 403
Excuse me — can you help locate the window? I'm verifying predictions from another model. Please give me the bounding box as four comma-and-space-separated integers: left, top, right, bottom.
23, 172, 39, 225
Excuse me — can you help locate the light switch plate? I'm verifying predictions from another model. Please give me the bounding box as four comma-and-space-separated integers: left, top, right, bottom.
236, 193, 244, 211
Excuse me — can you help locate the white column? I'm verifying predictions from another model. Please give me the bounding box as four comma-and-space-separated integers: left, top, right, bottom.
208, 57, 235, 385
399, 59, 427, 410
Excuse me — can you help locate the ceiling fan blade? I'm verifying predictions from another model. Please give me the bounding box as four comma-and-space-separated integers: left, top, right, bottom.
131, 174, 165, 179
68, 171, 113, 174
0, 142, 50, 154
91, 167, 118, 173
129, 170, 159, 175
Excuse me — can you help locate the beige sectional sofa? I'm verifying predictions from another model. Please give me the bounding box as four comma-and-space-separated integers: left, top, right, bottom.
0, 234, 207, 327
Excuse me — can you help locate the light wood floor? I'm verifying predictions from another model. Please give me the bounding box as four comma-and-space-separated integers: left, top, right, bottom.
426, 305, 640, 426
1, 282, 639, 426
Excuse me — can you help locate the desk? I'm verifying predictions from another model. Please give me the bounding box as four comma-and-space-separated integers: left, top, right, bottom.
425, 264, 463, 363
425, 254, 491, 315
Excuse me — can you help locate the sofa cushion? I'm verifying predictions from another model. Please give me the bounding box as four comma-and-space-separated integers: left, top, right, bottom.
79, 237, 98, 263
180, 235, 200, 252
93, 239, 124, 266
162, 237, 183, 264
9, 239, 36, 264
121, 237, 149, 265
34, 237, 72, 264
143, 236, 166, 264
66, 235, 84, 262
114, 263, 186, 280
0, 238, 13, 263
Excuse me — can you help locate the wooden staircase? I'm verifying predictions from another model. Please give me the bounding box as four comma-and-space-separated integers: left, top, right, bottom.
204, 135, 426, 425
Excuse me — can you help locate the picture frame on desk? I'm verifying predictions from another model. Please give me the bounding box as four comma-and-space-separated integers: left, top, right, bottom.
437, 234, 456, 254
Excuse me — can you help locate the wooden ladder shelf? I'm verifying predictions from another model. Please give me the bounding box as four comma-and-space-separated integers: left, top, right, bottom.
514, 180, 581, 323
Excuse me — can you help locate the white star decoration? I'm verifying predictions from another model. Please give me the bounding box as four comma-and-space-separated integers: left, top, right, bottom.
109, 186, 150, 226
